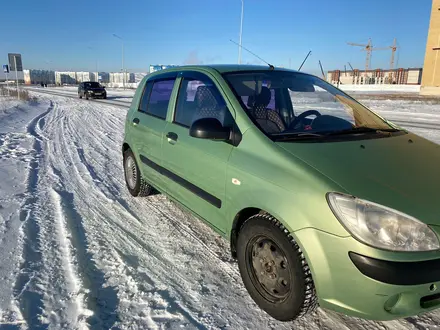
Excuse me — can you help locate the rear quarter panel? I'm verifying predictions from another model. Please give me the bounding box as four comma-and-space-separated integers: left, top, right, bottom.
123, 77, 147, 150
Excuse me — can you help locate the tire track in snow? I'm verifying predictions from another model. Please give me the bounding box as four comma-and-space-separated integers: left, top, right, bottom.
44, 102, 120, 328
49, 188, 90, 329
13, 101, 54, 329
51, 181, 119, 329
44, 102, 200, 328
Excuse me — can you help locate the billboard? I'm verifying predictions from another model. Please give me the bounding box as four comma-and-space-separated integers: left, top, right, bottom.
149, 64, 177, 73
3, 65, 9, 73
8, 53, 23, 71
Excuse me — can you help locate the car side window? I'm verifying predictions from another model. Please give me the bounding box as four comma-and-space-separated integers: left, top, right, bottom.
174, 77, 233, 128
138, 81, 153, 113
145, 79, 175, 119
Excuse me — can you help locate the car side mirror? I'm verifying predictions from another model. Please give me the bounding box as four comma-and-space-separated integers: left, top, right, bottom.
189, 118, 231, 141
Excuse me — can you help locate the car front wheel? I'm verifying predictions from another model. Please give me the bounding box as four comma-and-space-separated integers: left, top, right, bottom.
123, 149, 153, 197
236, 214, 318, 321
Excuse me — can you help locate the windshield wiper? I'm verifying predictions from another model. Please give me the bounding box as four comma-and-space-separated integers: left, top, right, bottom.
325, 127, 400, 136
273, 132, 325, 141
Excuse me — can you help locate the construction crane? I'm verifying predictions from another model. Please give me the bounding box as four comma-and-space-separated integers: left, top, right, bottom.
347, 38, 398, 81
362, 38, 398, 82
347, 38, 373, 74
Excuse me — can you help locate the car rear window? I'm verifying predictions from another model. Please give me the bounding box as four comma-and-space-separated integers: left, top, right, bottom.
85, 82, 101, 88
142, 79, 175, 119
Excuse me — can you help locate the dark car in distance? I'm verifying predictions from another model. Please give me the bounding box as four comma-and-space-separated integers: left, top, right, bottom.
78, 81, 107, 99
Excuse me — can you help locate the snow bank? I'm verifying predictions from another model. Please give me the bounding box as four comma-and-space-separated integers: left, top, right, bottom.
336, 84, 421, 93
104, 82, 138, 89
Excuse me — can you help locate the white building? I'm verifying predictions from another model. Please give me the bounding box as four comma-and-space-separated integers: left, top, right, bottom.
327, 68, 423, 85
109, 72, 135, 84
76, 72, 97, 83
23, 69, 55, 85
55, 71, 77, 85
54, 71, 97, 85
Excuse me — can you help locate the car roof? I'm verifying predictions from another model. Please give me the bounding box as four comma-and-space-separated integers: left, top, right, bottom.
150, 64, 301, 75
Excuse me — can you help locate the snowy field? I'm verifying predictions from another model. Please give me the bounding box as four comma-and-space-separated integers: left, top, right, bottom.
1, 90, 440, 329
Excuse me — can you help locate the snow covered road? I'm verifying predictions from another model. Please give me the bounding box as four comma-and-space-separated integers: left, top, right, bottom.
1, 92, 440, 329
25, 86, 440, 142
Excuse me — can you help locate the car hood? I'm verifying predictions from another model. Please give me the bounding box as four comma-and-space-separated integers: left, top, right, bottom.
277, 132, 440, 226
89, 88, 105, 92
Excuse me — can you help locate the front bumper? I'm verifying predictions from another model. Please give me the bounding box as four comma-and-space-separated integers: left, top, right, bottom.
88, 91, 106, 98
294, 227, 440, 320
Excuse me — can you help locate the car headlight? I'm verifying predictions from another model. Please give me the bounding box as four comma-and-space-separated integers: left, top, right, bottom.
327, 193, 439, 252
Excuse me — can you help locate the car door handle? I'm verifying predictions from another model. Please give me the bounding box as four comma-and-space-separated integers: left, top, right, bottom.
166, 132, 178, 142
132, 118, 140, 126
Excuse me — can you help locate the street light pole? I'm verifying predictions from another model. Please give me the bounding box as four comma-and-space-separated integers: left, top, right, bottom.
238, 0, 244, 64
113, 34, 125, 89
88, 47, 99, 82
14, 56, 19, 100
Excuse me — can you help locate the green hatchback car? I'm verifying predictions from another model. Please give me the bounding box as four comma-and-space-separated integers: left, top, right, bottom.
122, 65, 440, 322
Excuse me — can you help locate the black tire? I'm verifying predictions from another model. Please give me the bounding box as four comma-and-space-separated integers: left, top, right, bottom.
123, 149, 153, 197
236, 214, 317, 321
85, 93, 89, 100
79, 94, 82, 99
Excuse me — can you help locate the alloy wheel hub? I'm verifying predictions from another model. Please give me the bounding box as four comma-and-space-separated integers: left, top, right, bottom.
125, 156, 137, 189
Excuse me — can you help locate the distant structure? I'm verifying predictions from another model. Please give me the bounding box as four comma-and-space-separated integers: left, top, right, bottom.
54, 72, 97, 85
134, 73, 148, 83
109, 72, 135, 84
76, 72, 97, 83
23, 69, 55, 85
97, 72, 110, 83
421, 0, 440, 95
327, 68, 423, 85
55, 71, 77, 85
149, 64, 177, 73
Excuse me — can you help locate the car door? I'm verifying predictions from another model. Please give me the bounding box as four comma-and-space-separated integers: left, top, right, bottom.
161, 71, 236, 233
129, 73, 178, 190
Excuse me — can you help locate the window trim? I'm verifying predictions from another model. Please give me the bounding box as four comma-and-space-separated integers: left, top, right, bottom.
137, 80, 153, 114
172, 71, 229, 129
138, 77, 177, 120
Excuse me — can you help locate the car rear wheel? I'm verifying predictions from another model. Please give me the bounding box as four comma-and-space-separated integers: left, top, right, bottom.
123, 149, 153, 197
79, 93, 82, 99
236, 214, 318, 321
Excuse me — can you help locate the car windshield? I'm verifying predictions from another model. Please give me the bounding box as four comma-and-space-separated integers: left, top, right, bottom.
223, 71, 397, 140
85, 82, 102, 88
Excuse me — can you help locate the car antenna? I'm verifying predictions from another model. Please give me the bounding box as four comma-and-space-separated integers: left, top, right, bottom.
229, 39, 275, 70
298, 50, 312, 71
318, 60, 326, 80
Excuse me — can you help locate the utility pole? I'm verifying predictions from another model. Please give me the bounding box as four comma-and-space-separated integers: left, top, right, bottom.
238, 0, 244, 64
14, 56, 19, 100
5, 71, 10, 96
88, 47, 99, 82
